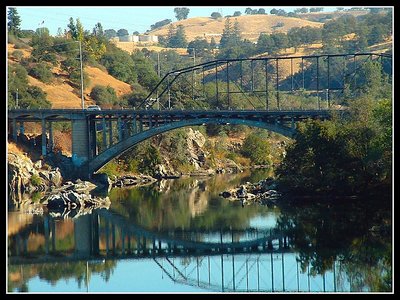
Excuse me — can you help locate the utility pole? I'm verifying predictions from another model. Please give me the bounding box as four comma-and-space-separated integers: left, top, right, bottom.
157, 52, 160, 109
78, 40, 85, 110
157, 52, 161, 77
16, 88, 18, 108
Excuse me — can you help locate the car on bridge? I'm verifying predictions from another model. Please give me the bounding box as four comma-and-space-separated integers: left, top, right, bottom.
86, 105, 101, 111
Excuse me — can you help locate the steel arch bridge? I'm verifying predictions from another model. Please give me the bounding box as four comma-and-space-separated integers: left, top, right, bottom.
7, 53, 392, 178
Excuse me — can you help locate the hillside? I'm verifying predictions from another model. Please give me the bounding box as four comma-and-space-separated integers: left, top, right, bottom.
148, 15, 323, 43
111, 42, 188, 55
296, 10, 369, 22
8, 43, 133, 109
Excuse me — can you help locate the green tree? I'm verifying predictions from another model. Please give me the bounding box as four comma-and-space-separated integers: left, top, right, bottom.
28, 62, 54, 83
256, 33, 276, 54
90, 85, 118, 107
31, 27, 54, 63
131, 50, 159, 90
167, 25, 187, 48
68, 17, 84, 41
174, 7, 190, 20
7, 8, 21, 36
241, 132, 272, 165
210, 12, 222, 19
8, 64, 51, 109
92, 22, 104, 37
187, 38, 210, 57
104, 29, 117, 39
117, 28, 129, 38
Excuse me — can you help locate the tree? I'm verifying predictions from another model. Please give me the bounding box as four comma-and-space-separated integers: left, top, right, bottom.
131, 51, 159, 91
276, 9, 287, 16
90, 85, 118, 107
258, 8, 266, 14
210, 12, 222, 19
167, 25, 187, 48
245, 8, 253, 15
68, 17, 84, 41
210, 37, 217, 49
241, 132, 272, 165
92, 22, 104, 37
117, 29, 129, 38
150, 19, 172, 31
256, 33, 276, 54
233, 11, 242, 17
104, 29, 117, 39
270, 8, 278, 15
8, 8, 21, 36
174, 7, 190, 20
271, 32, 289, 50
187, 38, 210, 57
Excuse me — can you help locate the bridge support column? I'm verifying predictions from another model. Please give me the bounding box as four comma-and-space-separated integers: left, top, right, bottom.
89, 119, 97, 158
48, 121, 53, 153
19, 121, 25, 135
71, 118, 89, 167
12, 118, 17, 141
139, 116, 143, 132
108, 119, 113, 146
102, 117, 107, 149
41, 119, 47, 156
74, 214, 93, 255
123, 118, 128, 139
132, 114, 137, 134
117, 117, 123, 141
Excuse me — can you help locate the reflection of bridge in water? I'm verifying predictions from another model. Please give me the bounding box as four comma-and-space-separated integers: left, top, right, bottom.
8, 209, 353, 292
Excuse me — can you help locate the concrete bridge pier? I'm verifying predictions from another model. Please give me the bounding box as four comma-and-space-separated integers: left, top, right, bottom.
74, 214, 99, 256
41, 119, 47, 156
71, 118, 89, 167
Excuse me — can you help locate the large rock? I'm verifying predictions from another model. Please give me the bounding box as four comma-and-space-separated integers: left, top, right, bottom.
186, 128, 207, 170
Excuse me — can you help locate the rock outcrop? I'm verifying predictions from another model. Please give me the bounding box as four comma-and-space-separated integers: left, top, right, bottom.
44, 190, 111, 218
8, 151, 63, 198
219, 177, 281, 206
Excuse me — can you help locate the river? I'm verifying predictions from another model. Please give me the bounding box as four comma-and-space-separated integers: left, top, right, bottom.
7, 170, 392, 293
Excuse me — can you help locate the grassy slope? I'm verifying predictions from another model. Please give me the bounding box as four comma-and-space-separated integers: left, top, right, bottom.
148, 15, 324, 43
8, 44, 132, 109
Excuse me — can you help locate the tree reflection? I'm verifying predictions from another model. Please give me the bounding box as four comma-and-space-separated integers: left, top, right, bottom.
276, 192, 392, 292
108, 171, 274, 232
8, 260, 117, 292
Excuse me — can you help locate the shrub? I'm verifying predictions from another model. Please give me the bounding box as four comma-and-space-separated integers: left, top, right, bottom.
12, 50, 23, 61
28, 62, 53, 83
90, 85, 118, 107
30, 174, 42, 186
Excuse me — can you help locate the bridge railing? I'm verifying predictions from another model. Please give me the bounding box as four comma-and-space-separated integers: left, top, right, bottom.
139, 53, 392, 111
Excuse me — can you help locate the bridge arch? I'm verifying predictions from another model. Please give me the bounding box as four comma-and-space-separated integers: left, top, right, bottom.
88, 117, 295, 174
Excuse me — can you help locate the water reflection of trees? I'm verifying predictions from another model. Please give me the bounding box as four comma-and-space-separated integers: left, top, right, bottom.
108, 170, 275, 232
276, 193, 392, 292
8, 260, 117, 292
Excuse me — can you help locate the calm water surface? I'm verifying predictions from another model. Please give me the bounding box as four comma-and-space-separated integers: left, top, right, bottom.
7, 170, 392, 293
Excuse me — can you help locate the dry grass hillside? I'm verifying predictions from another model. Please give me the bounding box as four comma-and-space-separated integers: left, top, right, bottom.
111, 42, 188, 55
148, 15, 323, 43
7, 43, 133, 109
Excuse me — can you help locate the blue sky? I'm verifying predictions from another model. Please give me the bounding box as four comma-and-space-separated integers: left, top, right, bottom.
12, 6, 339, 36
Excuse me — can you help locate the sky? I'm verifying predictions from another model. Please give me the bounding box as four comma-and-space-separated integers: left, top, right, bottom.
10, 6, 340, 36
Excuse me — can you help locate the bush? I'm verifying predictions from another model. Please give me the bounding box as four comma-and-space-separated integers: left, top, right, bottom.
30, 174, 42, 186
100, 161, 120, 177
12, 50, 23, 61
28, 62, 53, 83
241, 132, 272, 165
90, 85, 118, 107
